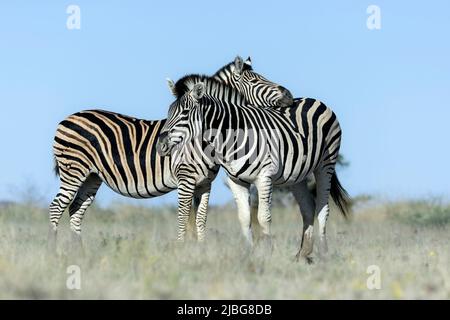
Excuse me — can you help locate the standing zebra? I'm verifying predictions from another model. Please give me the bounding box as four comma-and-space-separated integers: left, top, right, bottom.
161, 57, 294, 243
157, 76, 350, 262
214, 57, 350, 254
48, 58, 292, 248
49, 110, 218, 248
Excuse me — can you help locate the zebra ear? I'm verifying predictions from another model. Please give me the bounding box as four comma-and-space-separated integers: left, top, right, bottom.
166, 78, 177, 97
245, 56, 252, 67
234, 56, 244, 75
191, 82, 205, 101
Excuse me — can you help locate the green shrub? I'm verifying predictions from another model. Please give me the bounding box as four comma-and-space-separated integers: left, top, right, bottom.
390, 200, 450, 227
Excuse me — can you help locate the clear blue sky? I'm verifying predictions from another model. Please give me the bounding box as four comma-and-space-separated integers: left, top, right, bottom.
1, 1, 449, 206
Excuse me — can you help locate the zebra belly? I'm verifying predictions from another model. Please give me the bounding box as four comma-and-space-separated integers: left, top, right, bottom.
272, 170, 309, 186
93, 169, 177, 199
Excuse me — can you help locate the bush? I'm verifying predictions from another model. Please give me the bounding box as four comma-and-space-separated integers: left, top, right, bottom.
390, 200, 450, 227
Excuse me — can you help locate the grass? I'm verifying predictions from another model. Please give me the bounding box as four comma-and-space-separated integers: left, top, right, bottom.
0, 199, 449, 299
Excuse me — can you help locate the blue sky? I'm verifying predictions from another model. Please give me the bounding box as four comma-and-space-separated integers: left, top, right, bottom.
0, 1, 449, 206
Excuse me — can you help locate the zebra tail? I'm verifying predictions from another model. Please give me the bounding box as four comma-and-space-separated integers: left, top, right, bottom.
330, 172, 351, 218
53, 157, 60, 177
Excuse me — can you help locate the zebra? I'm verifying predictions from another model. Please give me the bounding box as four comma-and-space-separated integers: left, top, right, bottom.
213, 57, 351, 254
48, 110, 218, 249
48, 58, 292, 249
160, 57, 294, 243
157, 76, 350, 262
163, 56, 293, 246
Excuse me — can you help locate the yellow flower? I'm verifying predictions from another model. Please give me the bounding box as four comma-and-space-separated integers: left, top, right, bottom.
429, 251, 436, 257
351, 279, 366, 291
391, 281, 404, 299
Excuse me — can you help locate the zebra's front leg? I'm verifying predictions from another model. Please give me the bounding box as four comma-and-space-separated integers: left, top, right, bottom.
194, 184, 211, 242
254, 175, 273, 253
176, 181, 196, 242
227, 177, 253, 248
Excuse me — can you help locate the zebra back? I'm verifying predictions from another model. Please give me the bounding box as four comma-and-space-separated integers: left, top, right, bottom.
53, 109, 176, 198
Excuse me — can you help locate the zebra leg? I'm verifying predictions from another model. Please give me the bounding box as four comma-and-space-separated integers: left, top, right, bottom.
186, 196, 199, 240
176, 181, 196, 242
48, 180, 83, 253
292, 181, 315, 263
194, 184, 211, 242
249, 185, 260, 241
254, 175, 273, 253
314, 168, 334, 255
227, 177, 253, 247
68, 174, 102, 252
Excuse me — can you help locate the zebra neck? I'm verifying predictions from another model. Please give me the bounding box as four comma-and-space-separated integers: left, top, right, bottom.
202, 79, 246, 107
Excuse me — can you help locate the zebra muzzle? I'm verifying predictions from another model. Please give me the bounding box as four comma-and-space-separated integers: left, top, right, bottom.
277, 87, 294, 107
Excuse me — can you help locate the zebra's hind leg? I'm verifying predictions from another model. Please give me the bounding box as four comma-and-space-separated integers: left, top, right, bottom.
254, 175, 273, 254
48, 180, 83, 253
314, 167, 334, 256
227, 177, 253, 248
292, 181, 316, 264
68, 174, 102, 254
249, 185, 260, 242
194, 184, 211, 242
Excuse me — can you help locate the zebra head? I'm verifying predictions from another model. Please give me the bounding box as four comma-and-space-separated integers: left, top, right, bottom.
157, 82, 205, 157
214, 56, 294, 107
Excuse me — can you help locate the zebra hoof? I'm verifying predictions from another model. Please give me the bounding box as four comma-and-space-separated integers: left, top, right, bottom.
305, 256, 314, 265
294, 251, 314, 265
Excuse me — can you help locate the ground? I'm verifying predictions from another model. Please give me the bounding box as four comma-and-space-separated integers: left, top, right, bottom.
0, 199, 449, 299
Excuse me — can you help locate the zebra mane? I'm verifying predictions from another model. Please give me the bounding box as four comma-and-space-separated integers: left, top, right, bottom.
173, 74, 210, 99
173, 74, 247, 105
213, 60, 253, 78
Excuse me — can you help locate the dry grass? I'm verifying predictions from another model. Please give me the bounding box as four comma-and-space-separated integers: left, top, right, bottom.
0, 199, 449, 299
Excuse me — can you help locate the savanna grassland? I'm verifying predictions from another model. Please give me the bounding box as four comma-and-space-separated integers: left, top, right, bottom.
0, 198, 449, 299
